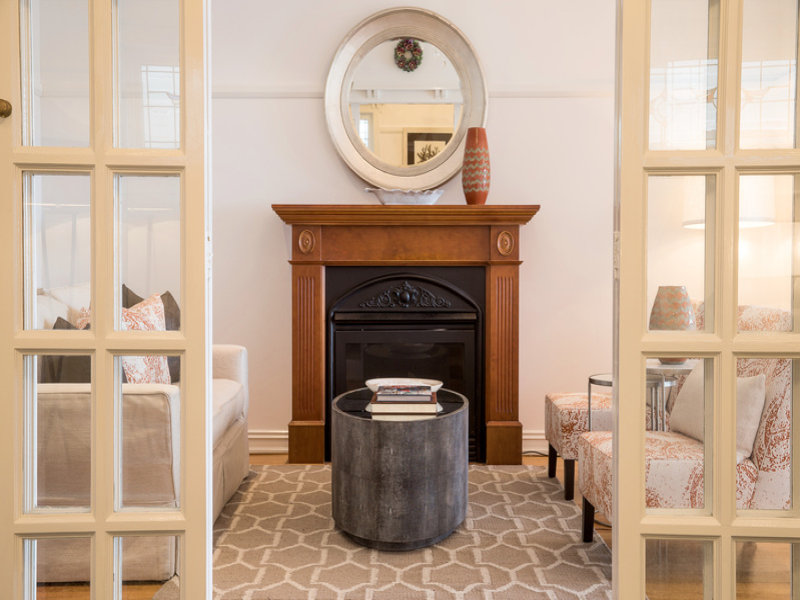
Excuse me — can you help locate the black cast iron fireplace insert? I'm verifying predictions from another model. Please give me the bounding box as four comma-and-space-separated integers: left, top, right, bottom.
326, 266, 485, 462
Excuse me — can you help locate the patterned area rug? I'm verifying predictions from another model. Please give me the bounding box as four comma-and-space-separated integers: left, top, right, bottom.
161, 464, 612, 599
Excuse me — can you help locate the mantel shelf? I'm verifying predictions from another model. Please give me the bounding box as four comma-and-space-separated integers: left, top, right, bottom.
272, 204, 540, 226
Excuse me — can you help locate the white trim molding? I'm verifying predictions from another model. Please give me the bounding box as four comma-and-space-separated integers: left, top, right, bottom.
212, 85, 614, 100
523, 429, 548, 454
248, 429, 289, 454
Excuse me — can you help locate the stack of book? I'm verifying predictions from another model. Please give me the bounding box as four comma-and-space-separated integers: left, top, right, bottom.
369, 384, 439, 421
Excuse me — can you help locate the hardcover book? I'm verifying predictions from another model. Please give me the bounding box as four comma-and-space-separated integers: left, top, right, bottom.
375, 384, 433, 403
371, 413, 437, 421
369, 399, 439, 414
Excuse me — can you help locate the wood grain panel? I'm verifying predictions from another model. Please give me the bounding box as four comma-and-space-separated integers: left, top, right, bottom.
486, 421, 523, 465
321, 226, 488, 262
288, 421, 326, 464
485, 266, 519, 421
292, 266, 325, 422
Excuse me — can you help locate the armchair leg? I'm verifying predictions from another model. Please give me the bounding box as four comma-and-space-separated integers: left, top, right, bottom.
563, 459, 575, 500
547, 444, 557, 478
582, 498, 596, 543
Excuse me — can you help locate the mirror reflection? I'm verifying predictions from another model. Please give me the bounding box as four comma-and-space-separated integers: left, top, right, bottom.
348, 39, 463, 167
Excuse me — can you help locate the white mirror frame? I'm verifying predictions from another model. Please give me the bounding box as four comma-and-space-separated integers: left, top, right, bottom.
324, 7, 488, 191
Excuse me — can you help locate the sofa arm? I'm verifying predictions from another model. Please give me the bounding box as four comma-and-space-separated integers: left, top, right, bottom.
36, 382, 180, 510
213, 344, 248, 385
213, 344, 248, 413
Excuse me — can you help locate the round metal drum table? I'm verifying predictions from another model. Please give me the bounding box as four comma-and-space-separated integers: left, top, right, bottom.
331, 387, 468, 551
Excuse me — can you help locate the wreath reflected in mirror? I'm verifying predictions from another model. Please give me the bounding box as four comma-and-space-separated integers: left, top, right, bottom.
394, 38, 423, 72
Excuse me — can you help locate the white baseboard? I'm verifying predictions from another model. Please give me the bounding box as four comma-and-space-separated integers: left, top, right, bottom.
249, 428, 548, 456
522, 429, 548, 455
248, 429, 289, 454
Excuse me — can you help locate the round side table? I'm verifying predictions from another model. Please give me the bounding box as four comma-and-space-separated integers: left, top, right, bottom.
588, 373, 677, 430
331, 387, 468, 551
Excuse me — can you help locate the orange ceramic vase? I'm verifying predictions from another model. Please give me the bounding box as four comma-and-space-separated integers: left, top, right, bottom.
462, 127, 490, 205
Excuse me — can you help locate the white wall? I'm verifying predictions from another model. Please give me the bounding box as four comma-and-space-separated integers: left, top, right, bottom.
211, 0, 616, 453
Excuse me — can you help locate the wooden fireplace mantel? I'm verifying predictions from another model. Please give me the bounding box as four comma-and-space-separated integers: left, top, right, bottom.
272, 204, 540, 464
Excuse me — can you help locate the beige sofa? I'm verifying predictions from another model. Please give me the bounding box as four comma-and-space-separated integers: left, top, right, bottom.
36, 344, 250, 583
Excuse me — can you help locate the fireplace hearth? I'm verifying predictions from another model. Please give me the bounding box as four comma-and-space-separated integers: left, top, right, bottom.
327, 267, 485, 461
273, 204, 539, 464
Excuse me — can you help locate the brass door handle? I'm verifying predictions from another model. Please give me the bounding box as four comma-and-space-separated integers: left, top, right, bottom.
0, 99, 11, 118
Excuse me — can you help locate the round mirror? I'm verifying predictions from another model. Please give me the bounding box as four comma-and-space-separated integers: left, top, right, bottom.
325, 8, 487, 191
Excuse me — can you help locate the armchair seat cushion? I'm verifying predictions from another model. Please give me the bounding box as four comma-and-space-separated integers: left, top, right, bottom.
578, 430, 760, 519
545, 392, 612, 460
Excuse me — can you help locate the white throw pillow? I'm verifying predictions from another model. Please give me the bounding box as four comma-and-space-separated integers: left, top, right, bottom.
668, 362, 766, 463
35, 293, 70, 329
736, 373, 767, 462
44, 282, 91, 326
668, 365, 705, 442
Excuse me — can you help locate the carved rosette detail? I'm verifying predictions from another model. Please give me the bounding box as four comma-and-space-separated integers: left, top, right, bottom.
297, 229, 316, 255
359, 281, 452, 309
496, 231, 514, 256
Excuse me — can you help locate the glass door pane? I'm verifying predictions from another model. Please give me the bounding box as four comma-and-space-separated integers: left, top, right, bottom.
27, 353, 93, 512
646, 538, 713, 599
737, 174, 793, 329
736, 540, 793, 598
23, 172, 92, 331
20, 0, 90, 147
740, 0, 798, 149
114, 0, 180, 149
24, 537, 92, 597
115, 174, 181, 331
116, 355, 180, 511
649, 0, 719, 150
647, 174, 714, 332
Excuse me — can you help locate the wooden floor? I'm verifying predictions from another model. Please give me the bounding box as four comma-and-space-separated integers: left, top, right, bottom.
37, 453, 790, 599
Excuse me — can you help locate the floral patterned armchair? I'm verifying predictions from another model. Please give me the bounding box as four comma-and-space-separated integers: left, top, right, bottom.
578, 305, 792, 542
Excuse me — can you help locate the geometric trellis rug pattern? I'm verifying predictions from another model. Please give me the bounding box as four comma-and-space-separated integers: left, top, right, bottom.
161, 464, 612, 600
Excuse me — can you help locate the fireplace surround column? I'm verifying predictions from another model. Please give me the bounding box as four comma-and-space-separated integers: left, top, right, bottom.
273, 204, 539, 464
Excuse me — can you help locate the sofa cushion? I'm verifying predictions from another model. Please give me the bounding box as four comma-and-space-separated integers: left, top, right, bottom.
213, 378, 246, 446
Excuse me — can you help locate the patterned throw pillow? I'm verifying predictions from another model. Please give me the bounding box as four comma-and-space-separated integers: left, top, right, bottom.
120, 293, 171, 384
122, 284, 180, 382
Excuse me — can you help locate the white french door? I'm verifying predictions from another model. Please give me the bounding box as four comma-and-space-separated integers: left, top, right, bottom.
617, 0, 800, 597
0, 0, 211, 598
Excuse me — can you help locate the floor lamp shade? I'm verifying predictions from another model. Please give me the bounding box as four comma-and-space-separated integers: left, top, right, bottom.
649, 285, 696, 331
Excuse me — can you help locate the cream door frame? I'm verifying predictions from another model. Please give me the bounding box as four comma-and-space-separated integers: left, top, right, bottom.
616, 0, 800, 597
0, 0, 212, 597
